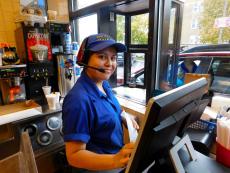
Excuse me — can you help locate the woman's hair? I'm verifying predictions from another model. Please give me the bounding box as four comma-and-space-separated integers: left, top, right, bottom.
82, 50, 94, 65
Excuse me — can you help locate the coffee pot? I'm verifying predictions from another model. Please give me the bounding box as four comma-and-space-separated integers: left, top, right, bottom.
2, 47, 20, 65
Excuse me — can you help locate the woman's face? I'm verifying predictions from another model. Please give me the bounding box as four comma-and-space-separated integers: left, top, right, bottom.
86, 47, 117, 82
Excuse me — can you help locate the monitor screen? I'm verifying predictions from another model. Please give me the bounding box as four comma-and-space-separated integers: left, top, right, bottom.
125, 78, 207, 173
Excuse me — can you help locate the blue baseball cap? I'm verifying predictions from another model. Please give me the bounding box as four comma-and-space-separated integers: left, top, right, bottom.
77, 33, 127, 64
85, 33, 126, 52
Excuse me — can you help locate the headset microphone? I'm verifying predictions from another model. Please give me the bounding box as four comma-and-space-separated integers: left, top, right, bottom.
77, 62, 106, 73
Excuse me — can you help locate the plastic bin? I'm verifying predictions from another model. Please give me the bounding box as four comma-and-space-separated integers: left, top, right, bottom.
189, 119, 216, 133
216, 142, 230, 167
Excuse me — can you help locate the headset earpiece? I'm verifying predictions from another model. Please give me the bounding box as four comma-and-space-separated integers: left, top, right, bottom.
77, 38, 89, 66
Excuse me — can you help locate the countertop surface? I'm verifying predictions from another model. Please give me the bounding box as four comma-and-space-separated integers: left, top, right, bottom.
0, 102, 62, 125
113, 86, 146, 117
0, 87, 148, 125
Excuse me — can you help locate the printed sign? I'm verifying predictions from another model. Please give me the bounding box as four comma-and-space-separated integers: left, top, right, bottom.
26, 28, 52, 62
214, 17, 230, 28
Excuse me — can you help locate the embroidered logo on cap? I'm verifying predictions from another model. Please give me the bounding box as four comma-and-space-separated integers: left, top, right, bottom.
95, 35, 111, 41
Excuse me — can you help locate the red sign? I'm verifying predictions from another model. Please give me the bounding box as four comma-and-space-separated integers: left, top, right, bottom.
26, 30, 52, 62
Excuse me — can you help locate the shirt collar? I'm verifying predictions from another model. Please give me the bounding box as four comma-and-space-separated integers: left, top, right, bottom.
79, 71, 110, 99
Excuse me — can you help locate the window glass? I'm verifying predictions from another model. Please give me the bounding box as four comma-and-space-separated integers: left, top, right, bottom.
76, 14, 98, 44
211, 58, 230, 77
117, 53, 124, 86
211, 76, 230, 94
74, 0, 105, 10
168, 8, 176, 44
129, 53, 145, 86
191, 19, 199, 29
210, 58, 230, 94
131, 13, 149, 44
189, 35, 200, 44
192, 2, 202, 13
116, 15, 125, 44
116, 15, 125, 86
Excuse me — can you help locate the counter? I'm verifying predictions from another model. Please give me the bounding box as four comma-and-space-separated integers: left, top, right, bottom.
0, 102, 42, 126
0, 87, 146, 125
0, 101, 63, 126
113, 86, 146, 118
0, 103, 64, 173
117, 95, 146, 117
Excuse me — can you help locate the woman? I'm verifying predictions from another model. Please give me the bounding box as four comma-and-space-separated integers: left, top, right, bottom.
62, 33, 137, 173
177, 59, 198, 86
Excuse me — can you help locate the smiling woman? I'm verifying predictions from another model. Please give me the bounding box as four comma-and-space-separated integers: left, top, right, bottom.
62, 33, 139, 172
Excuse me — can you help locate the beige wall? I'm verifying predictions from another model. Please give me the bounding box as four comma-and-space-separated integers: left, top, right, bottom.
0, 0, 20, 47
181, 0, 203, 46
47, 0, 69, 23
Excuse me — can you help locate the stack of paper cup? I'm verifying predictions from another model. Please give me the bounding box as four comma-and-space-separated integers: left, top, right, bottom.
54, 92, 60, 104
46, 92, 60, 110
42, 86, 51, 95
46, 93, 57, 110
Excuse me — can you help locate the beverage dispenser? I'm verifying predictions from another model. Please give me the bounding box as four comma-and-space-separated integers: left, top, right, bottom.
15, 24, 56, 104
0, 65, 27, 105
49, 23, 79, 98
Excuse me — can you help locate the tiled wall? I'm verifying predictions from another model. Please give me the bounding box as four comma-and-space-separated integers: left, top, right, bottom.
0, 0, 20, 47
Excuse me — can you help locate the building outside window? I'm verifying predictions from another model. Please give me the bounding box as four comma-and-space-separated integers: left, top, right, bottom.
192, 2, 202, 13
189, 35, 200, 44
191, 19, 199, 29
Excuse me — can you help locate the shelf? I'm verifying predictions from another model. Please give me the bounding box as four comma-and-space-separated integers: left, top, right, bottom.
15, 14, 47, 24
0, 64, 26, 69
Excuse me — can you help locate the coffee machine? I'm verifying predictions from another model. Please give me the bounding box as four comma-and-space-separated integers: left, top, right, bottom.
15, 24, 56, 104
0, 65, 27, 105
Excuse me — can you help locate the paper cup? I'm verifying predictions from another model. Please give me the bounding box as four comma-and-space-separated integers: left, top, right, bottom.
42, 86, 51, 95
46, 94, 57, 110
54, 92, 60, 103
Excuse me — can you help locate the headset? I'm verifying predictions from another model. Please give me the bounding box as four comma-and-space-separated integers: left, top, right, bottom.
76, 37, 106, 73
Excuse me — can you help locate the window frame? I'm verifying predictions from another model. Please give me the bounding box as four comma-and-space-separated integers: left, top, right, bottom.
69, 0, 182, 103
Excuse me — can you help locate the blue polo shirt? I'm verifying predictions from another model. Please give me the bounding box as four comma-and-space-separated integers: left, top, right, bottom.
62, 71, 124, 154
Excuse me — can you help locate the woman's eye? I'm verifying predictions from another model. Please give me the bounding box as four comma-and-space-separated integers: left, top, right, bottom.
111, 56, 117, 62
98, 54, 106, 59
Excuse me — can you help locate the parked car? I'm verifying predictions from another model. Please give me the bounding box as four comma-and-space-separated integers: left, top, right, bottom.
178, 44, 230, 94
116, 53, 137, 66
117, 44, 230, 93
117, 60, 144, 86
117, 53, 124, 66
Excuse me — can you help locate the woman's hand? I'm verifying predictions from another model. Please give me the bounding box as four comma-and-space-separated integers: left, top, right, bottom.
130, 117, 139, 130
113, 142, 135, 168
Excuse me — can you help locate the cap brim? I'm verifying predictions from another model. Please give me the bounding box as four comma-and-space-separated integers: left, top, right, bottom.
89, 42, 127, 52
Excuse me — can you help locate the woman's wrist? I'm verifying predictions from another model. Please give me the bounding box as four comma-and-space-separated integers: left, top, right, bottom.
111, 153, 120, 169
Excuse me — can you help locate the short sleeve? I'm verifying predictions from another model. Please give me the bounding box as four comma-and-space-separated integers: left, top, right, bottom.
62, 92, 93, 143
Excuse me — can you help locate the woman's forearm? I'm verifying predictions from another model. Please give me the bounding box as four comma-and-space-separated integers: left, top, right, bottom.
68, 149, 117, 171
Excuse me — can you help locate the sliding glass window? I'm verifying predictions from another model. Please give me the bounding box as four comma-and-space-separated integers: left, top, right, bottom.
73, 14, 98, 44
131, 13, 149, 45
116, 14, 125, 86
